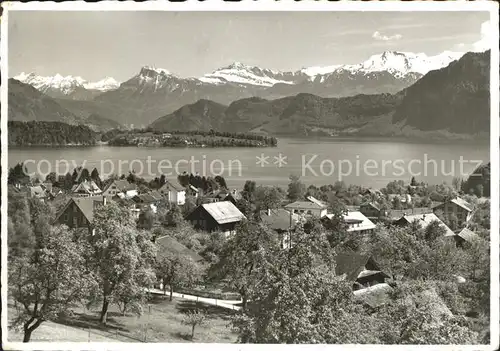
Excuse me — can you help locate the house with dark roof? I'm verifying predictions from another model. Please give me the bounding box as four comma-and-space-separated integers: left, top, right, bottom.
359, 201, 382, 219
284, 199, 328, 218
159, 179, 186, 205
260, 208, 301, 249
394, 212, 454, 236
156, 235, 204, 263
71, 180, 102, 197
386, 207, 433, 221
432, 197, 474, 225
102, 179, 138, 199
447, 228, 480, 247
334, 252, 389, 291
186, 201, 246, 235
53, 196, 110, 234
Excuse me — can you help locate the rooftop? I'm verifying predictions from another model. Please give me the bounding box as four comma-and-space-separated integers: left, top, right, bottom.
327, 211, 376, 232
456, 228, 479, 242
156, 235, 204, 263
285, 201, 327, 210
398, 213, 454, 236
201, 201, 246, 224
260, 208, 300, 231
451, 197, 474, 212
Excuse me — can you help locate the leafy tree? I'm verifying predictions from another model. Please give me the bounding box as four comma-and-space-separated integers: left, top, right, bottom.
410, 176, 418, 186
8, 162, 30, 185
254, 186, 285, 211
45, 172, 57, 184
63, 172, 74, 190
88, 203, 157, 324
241, 180, 256, 202
209, 219, 280, 311
138, 209, 155, 230
232, 222, 372, 343
214, 175, 228, 189
377, 281, 478, 344
475, 184, 484, 198
7, 189, 34, 258
287, 174, 306, 202
163, 204, 185, 227
156, 251, 201, 301
182, 310, 206, 340
9, 225, 96, 342
90, 168, 102, 188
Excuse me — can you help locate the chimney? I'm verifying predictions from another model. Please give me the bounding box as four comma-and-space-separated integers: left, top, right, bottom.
103, 196, 107, 206
267, 208, 271, 216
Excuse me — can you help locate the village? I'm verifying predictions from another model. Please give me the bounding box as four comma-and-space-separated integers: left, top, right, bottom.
6, 161, 491, 343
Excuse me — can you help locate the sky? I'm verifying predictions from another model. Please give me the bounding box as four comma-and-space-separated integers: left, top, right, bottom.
8, 11, 491, 82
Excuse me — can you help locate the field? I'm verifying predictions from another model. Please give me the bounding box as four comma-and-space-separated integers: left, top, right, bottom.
7, 295, 238, 343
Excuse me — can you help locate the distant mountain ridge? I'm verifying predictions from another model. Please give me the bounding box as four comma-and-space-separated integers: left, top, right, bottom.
13, 72, 120, 100
149, 50, 490, 139
12, 50, 465, 126
8, 78, 122, 132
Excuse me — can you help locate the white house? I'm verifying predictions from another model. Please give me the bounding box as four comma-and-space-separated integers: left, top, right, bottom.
325, 210, 377, 235
284, 199, 328, 218
71, 180, 102, 197
159, 179, 186, 205
102, 179, 138, 199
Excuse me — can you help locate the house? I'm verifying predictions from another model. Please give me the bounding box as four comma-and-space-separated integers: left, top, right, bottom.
353, 283, 394, 309
334, 252, 390, 291
260, 208, 301, 249
186, 201, 246, 235
71, 180, 102, 197
284, 200, 328, 218
202, 189, 239, 205
359, 202, 382, 219
385, 207, 433, 221
102, 179, 138, 199
53, 196, 109, 234
186, 185, 200, 198
325, 211, 376, 234
156, 235, 204, 263
394, 213, 454, 236
362, 188, 383, 198
132, 191, 163, 213
26, 185, 48, 200
447, 228, 480, 247
432, 197, 474, 225
159, 179, 186, 205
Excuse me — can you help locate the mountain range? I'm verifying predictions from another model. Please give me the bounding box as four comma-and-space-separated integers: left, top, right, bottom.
8, 49, 490, 138
8, 79, 122, 132
149, 50, 490, 138
12, 50, 464, 126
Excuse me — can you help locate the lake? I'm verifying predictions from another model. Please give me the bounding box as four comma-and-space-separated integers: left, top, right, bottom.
8, 137, 490, 189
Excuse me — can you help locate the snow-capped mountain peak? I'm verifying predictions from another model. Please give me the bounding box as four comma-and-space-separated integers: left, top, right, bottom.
200, 62, 294, 87
14, 72, 121, 94
84, 77, 120, 91
300, 50, 465, 80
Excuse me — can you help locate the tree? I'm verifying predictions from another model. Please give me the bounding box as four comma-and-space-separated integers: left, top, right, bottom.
287, 174, 306, 202
8, 162, 30, 185
475, 184, 484, 198
9, 225, 96, 342
63, 172, 74, 190
241, 180, 256, 202
90, 168, 102, 188
209, 219, 280, 311
377, 281, 479, 344
254, 186, 285, 211
88, 203, 157, 324
163, 204, 185, 227
156, 252, 201, 301
182, 310, 206, 340
410, 176, 418, 186
45, 172, 57, 184
232, 222, 370, 343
